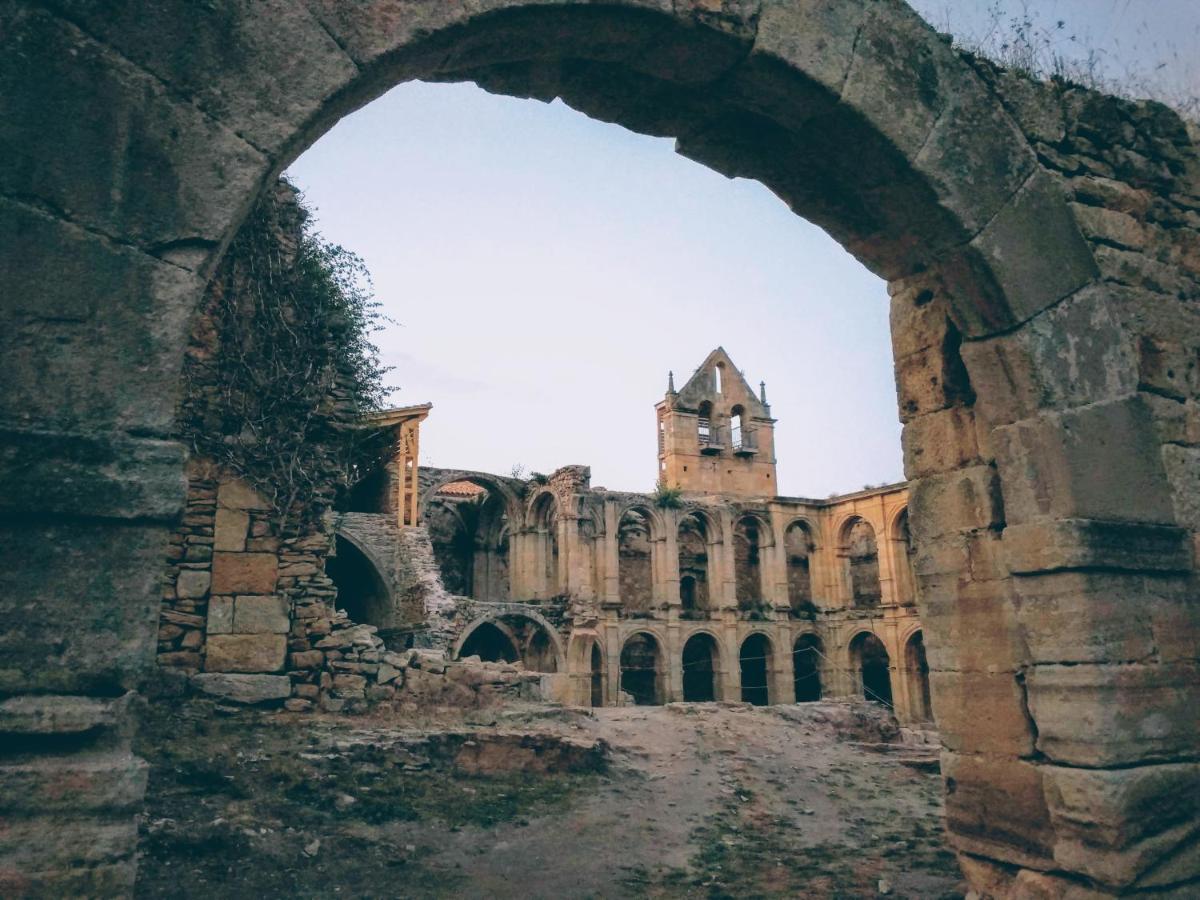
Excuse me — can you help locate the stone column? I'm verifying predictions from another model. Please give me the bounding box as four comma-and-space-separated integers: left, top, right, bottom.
716, 508, 738, 609
602, 502, 620, 607
774, 623, 796, 704
661, 508, 680, 610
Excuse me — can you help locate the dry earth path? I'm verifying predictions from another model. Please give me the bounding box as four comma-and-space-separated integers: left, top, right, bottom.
136, 700, 963, 898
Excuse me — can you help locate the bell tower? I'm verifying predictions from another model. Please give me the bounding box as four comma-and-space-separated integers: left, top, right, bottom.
655, 347, 778, 497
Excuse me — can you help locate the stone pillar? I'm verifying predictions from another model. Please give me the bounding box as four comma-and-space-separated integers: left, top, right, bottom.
664, 614, 683, 702
718, 617, 740, 701
661, 508, 680, 610
602, 502, 620, 607
774, 624, 795, 704
716, 509, 738, 609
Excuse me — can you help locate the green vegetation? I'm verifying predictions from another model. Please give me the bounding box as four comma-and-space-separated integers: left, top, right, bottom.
178, 180, 392, 530
653, 479, 684, 509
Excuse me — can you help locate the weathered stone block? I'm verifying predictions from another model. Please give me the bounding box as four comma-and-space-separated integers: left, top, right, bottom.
0, 521, 165, 694
929, 671, 1035, 756
917, 580, 1024, 673
175, 569, 211, 599
1004, 519, 1193, 575
959, 284, 1138, 429
943, 171, 1099, 337
941, 751, 1055, 867
332, 673, 367, 696
232, 595, 290, 634
213, 507, 249, 552
1011, 571, 1161, 665
908, 465, 1003, 540
289, 650, 324, 669
901, 406, 982, 477
210, 551, 278, 595
1042, 762, 1200, 889
217, 478, 269, 511
191, 673, 291, 704
993, 397, 1177, 526
0, 9, 265, 252
207, 596, 234, 634
0, 753, 149, 815
204, 634, 286, 673
1026, 662, 1200, 767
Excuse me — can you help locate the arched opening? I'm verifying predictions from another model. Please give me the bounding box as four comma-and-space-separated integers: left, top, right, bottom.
530, 492, 560, 598
326, 535, 392, 628
458, 613, 560, 673
619, 632, 662, 706
696, 399, 715, 451
739, 633, 773, 706
729, 404, 744, 451
423, 479, 511, 601
784, 520, 815, 616
590, 642, 604, 708
843, 517, 882, 608
681, 632, 720, 702
618, 507, 654, 615
892, 508, 916, 606
15, 3, 1186, 895
734, 516, 766, 615
905, 631, 933, 723
677, 512, 712, 616
850, 632, 893, 707
459, 621, 518, 664
792, 634, 823, 703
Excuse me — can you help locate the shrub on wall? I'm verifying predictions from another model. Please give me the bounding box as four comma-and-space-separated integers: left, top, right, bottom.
178, 180, 392, 531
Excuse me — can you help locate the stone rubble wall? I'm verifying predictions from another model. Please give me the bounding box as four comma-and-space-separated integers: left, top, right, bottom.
156, 465, 543, 712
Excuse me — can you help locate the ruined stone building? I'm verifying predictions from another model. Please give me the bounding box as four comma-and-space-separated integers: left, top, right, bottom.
10, 2, 1200, 894
156, 347, 930, 723
333, 348, 932, 725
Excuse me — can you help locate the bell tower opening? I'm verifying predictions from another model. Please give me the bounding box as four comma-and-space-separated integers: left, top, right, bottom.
655, 348, 777, 498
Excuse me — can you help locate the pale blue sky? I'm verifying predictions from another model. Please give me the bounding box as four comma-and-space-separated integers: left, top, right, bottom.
287, 1, 1197, 497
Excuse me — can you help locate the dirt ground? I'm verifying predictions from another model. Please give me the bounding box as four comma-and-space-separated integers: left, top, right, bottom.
134, 699, 964, 899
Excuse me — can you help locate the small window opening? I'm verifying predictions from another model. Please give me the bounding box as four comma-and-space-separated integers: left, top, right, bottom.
714, 366, 723, 394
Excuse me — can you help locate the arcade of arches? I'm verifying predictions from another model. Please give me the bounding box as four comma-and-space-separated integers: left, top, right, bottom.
6, 0, 1200, 896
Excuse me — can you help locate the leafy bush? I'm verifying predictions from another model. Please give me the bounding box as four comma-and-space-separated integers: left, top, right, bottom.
653, 479, 684, 509
178, 180, 392, 530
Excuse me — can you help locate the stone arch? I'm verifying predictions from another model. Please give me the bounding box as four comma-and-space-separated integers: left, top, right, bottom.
13, 1, 1198, 894
567, 631, 607, 707
739, 631, 775, 706
617, 504, 659, 615
792, 632, 824, 703
677, 509, 718, 616
453, 609, 565, 673
422, 476, 515, 601
839, 515, 882, 608
418, 470, 524, 527
904, 629, 933, 723
527, 489, 561, 598
849, 630, 893, 707
783, 518, 817, 615
327, 530, 397, 630
889, 506, 916, 605
681, 629, 725, 702
619, 631, 664, 706
733, 513, 772, 615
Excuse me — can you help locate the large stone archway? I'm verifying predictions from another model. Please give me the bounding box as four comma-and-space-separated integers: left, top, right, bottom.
3, 2, 1198, 895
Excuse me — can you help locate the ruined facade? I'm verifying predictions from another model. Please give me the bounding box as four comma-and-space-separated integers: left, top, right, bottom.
5, 1, 1200, 895
406, 349, 930, 724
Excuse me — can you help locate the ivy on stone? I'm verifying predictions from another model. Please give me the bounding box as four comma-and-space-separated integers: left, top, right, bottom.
178, 180, 392, 532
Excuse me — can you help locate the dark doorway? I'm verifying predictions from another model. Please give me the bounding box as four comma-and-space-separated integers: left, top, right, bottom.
460, 622, 518, 663
792, 634, 823, 702
853, 632, 893, 706
620, 633, 662, 706
739, 633, 772, 706
590, 643, 604, 708
681, 633, 719, 702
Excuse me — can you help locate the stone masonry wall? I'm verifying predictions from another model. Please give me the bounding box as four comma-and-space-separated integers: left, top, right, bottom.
156, 466, 541, 712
